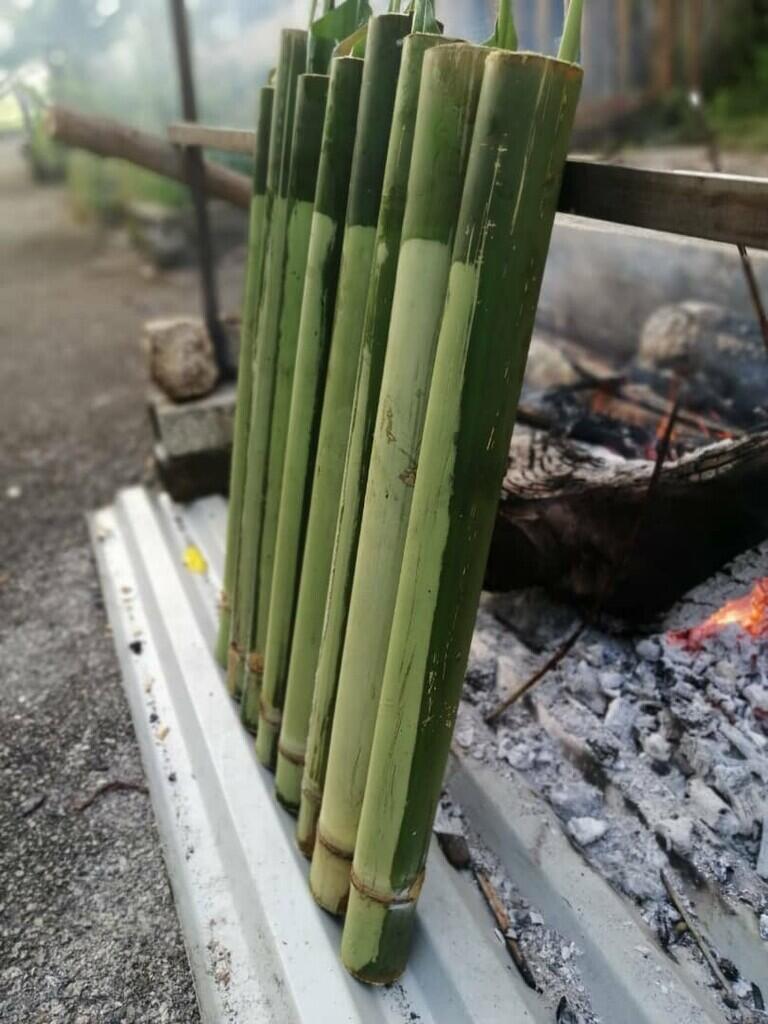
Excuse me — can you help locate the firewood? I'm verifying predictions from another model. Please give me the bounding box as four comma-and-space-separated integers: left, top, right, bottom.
487, 426, 768, 617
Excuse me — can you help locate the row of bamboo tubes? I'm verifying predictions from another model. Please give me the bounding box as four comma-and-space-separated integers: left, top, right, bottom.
215, 1, 583, 984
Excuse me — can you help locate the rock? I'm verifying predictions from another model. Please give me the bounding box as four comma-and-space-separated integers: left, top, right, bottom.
744, 684, 768, 714
599, 670, 623, 697
497, 731, 535, 770
604, 697, 637, 742
523, 333, 580, 392
568, 817, 608, 846
636, 638, 661, 661
145, 317, 219, 401
657, 816, 694, 857
549, 780, 603, 820
436, 831, 472, 870
643, 731, 672, 763
687, 778, 740, 838
759, 913, 768, 941
455, 725, 474, 750
569, 660, 607, 716
465, 632, 497, 691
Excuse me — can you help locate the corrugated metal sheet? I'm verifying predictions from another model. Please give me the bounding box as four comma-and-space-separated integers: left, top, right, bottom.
89, 487, 727, 1023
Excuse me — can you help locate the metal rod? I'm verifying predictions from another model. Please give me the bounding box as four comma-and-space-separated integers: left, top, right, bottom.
168, 0, 233, 378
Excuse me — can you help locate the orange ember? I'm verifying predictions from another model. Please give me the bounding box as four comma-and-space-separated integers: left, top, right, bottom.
669, 577, 768, 650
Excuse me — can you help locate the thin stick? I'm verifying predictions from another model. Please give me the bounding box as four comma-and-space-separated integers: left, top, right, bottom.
485, 624, 585, 724
73, 779, 149, 813
485, 392, 682, 724
738, 244, 768, 356
660, 869, 735, 1001
474, 869, 539, 991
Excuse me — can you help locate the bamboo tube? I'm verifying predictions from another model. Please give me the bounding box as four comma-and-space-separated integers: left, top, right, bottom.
227, 29, 307, 701
239, 71, 330, 730
290, 29, 450, 850
216, 86, 274, 673
258, 13, 413, 773
341, 47, 583, 985
306, 43, 489, 910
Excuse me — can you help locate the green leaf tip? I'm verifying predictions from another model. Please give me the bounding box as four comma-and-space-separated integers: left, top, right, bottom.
309, 0, 372, 71
412, 0, 439, 35
484, 0, 518, 51
558, 0, 584, 63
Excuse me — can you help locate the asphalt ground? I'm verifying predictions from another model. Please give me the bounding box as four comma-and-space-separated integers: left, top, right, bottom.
0, 136, 245, 1023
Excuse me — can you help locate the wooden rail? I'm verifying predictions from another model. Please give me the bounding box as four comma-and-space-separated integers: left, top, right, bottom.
168, 121, 256, 155
168, 120, 768, 251
559, 160, 768, 251
47, 109, 768, 252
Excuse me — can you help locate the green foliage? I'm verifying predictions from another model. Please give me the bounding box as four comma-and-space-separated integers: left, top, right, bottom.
23, 109, 68, 181
483, 0, 518, 51
309, 0, 372, 71
708, 44, 768, 147
558, 0, 584, 63
66, 151, 187, 221
411, 0, 439, 35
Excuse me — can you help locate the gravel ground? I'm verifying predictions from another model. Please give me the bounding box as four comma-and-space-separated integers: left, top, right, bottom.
0, 136, 245, 1023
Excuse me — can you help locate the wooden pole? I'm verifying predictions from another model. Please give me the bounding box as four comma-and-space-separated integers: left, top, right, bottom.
168, 0, 230, 376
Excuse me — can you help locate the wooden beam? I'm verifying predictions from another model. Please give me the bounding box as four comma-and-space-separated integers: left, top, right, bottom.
48, 106, 768, 250
47, 105, 251, 210
559, 160, 768, 251
168, 121, 256, 155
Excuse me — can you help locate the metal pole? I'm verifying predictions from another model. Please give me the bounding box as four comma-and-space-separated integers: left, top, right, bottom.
168, 0, 233, 378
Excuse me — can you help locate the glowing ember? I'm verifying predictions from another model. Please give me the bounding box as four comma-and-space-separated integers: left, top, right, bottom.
669, 577, 768, 649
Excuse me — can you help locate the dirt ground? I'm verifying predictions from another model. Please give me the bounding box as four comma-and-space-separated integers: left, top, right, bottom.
0, 136, 245, 1023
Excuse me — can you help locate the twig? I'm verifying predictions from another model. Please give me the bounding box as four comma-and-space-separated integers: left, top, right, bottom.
738, 244, 768, 357
660, 869, 736, 1006
485, 624, 585, 724
474, 869, 539, 991
485, 393, 682, 724
72, 779, 148, 813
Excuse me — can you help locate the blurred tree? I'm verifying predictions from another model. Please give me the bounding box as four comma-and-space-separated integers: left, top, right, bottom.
0, 0, 133, 77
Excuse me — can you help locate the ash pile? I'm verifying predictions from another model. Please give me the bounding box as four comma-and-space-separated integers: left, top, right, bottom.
426, 298, 768, 1021
444, 537, 768, 1022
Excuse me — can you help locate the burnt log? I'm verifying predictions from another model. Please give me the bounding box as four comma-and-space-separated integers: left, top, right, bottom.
486, 426, 768, 619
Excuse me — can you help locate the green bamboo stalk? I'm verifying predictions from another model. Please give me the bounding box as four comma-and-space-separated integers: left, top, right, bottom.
227, 29, 307, 700
558, 0, 584, 63
248, 50, 365, 759
341, 47, 583, 985
257, 13, 413, 774
216, 86, 274, 674
306, 43, 489, 912
291, 29, 450, 853
238, 71, 329, 728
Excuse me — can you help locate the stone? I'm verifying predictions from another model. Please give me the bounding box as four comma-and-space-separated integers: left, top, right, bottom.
759, 913, 768, 941
145, 316, 219, 401
567, 817, 608, 846
598, 670, 623, 697
687, 778, 740, 838
656, 816, 694, 857
636, 638, 661, 661
744, 684, 768, 714
466, 632, 497, 691
643, 731, 672, 763
604, 697, 637, 742
549, 781, 603, 820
